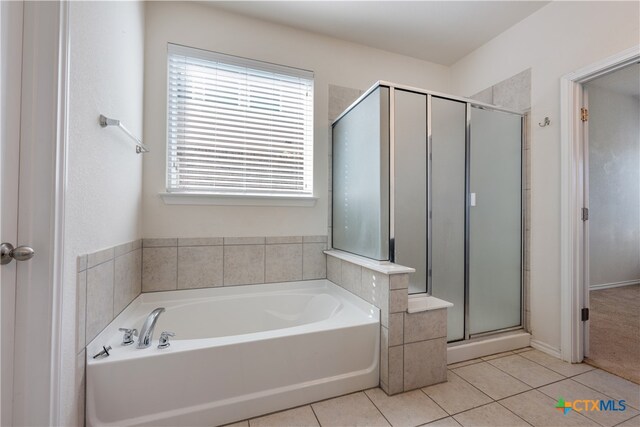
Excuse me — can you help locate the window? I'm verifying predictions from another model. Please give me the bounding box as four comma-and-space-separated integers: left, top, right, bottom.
166, 44, 314, 199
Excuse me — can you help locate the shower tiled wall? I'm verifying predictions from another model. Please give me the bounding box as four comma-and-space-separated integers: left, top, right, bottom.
327, 254, 448, 395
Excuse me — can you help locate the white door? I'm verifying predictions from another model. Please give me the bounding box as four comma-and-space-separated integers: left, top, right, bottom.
1, 1, 25, 425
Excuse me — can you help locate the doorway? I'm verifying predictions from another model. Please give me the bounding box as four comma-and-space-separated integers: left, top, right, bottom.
582, 63, 640, 383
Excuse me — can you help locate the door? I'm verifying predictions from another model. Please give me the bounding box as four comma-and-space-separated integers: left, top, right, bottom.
1, 2, 24, 424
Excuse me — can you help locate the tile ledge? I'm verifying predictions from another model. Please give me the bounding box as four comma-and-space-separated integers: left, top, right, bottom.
323, 249, 415, 275
407, 295, 453, 313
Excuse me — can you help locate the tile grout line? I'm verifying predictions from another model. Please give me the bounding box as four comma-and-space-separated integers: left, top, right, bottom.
493, 400, 534, 426
309, 403, 322, 427
361, 390, 393, 427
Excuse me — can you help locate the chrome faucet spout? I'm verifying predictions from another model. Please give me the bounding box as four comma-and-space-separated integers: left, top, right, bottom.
137, 307, 165, 348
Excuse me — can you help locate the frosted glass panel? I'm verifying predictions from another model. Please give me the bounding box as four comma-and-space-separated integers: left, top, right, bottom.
430, 97, 467, 341
332, 87, 390, 260
469, 107, 522, 335
394, 90, 427, 294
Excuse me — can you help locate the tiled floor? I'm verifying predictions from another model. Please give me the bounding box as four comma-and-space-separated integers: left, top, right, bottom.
226, 348, 640, 427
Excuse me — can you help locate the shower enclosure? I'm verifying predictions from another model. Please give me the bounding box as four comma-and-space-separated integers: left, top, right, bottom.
332, 82, 523, 342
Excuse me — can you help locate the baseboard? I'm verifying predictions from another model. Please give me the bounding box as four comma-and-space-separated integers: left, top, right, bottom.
530, 339, 562, 359
590, 279, 640, 291
447, 331, 531, 364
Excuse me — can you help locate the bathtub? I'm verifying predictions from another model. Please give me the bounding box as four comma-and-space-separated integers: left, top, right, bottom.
86, 279, 380, 426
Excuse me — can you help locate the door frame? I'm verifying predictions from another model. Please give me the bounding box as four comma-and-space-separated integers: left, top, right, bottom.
1, 1, 68, 425
559, 45, 640, 363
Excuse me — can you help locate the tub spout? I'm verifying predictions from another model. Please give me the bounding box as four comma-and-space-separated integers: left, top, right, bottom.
137, 307, 165, 348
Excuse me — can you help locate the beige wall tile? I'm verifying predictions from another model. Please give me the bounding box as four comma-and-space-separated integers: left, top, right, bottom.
404, 339, 447, 390
224, 245, 265, 286
388, 313, 403, 347
86, 260, 114, 343
76, 271, 87, 353
361, 268, 389, 311
389, 345, 404, 395
87, 247, 114, 269
266, 236, 303, 244
178, 237, 223, 247
390, 289, 408, 313
341, 261, 362, 296
114, 239, 141, 257
77, 254, 87, 272
326, 256, 341, 285
114, 249, 142, 314
265, 244, 302, 283
142, 247, 177, 292
302, 243, 326, 280
365, 388, 447, 426
142, 238, 177, 248
390, 274, 409, 290
380, 327, 389, 386
404, 309, 447, 343
178, 246, 223, 289
223, 237, 265, 245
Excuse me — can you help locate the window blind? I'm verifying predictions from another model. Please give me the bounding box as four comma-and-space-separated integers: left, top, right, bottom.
167, 44, 314, 196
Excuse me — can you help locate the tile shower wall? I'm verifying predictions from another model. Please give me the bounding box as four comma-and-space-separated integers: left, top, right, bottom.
141, 236, 327, 291
327, 255, 448, 395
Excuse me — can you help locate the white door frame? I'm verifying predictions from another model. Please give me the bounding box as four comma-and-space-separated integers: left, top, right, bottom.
559, 45, 640, 363
1, 1, 68, 425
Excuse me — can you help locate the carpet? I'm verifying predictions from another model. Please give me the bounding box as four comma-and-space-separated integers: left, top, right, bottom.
586, 283, 640, 384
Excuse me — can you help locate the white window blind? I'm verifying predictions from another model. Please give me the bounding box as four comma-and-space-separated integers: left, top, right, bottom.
167, 44, 314, 197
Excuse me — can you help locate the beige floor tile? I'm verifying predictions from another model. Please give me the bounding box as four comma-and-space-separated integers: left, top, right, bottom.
422, 417, 462, 426
312, 392, 390, 427
513, 347, 534, 354
573, 369, 640, 409
519, 349, 595, 377
500, 389, 600, 426
452, 362, 530, 400
249, 406, 319, 427
481, 351, 515, 361
453, 402, 530, 427
447, 359, 482, 369
538, 379, 639, 427
488, 354, 564, 388
422, 371, 492, 415
617, 415, 640, 426
223, 421, 249, 427
365, 388, 447, 427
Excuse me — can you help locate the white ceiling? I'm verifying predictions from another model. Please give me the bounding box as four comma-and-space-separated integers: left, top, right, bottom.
204, 1, 549, 65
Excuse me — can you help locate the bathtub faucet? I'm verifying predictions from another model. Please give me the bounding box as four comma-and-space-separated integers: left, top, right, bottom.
137, 307, 166, 349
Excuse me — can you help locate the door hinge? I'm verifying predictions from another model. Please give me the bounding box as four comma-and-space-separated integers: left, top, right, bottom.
581, 207, 589, 221
580, 107, 589, 122
581, 308, 589, 321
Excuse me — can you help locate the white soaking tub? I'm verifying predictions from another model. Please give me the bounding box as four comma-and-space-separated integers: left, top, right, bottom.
86, 279, 379, 426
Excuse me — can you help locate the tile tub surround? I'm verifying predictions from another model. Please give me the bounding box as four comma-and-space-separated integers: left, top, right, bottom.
141, 235, 328, 291
325, 250, 448, 395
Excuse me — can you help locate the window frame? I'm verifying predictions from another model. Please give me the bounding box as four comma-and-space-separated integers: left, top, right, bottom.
163, 44, 316, 206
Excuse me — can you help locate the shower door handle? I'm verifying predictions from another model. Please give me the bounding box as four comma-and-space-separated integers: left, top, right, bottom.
470, 193, 477, 207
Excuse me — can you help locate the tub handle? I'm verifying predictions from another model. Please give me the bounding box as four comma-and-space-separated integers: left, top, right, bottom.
118, 328, 138, 346
158, 331, 175, 349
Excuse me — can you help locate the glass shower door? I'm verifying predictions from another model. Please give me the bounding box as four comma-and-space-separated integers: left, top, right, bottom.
468, 106, 522, 335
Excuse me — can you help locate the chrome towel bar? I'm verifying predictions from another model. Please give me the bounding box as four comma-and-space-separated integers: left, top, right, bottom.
99, 114, 149, 154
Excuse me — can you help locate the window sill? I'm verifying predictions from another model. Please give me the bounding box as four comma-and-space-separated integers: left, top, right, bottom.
159, 192, 318, 207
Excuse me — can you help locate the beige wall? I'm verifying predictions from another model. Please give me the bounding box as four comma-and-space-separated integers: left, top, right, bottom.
142, 1, 450, 238
450, 1, 640, 353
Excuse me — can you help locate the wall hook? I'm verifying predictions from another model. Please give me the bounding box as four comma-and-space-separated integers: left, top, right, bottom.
538, 117, 551, 127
